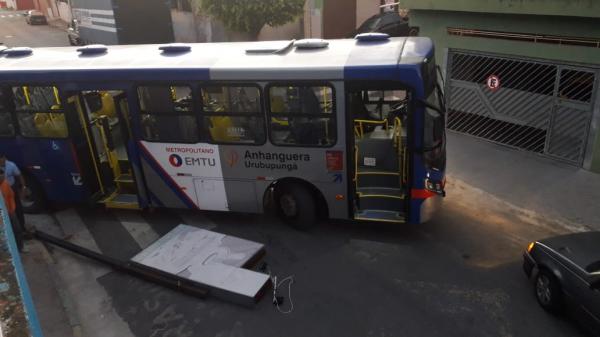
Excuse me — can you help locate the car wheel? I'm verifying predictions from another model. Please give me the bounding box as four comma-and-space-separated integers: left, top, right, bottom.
277, 184, 317, 230
535, 269, 563, 313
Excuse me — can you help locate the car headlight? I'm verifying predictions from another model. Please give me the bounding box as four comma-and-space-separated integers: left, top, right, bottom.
527, 242, 535, 253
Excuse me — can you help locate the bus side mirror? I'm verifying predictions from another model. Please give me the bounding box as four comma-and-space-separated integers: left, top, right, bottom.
418, 99, 444, 115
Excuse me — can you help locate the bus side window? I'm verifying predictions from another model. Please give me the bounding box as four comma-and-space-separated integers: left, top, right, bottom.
268, 85, 336, 147
0, 87, 15, 137
200, 85, 265, 144
12, 86, 68, 138
137, 86, 199, 143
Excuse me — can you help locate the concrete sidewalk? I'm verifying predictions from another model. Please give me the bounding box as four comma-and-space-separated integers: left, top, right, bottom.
447, 132, 600, 232
48, 18, 68, 31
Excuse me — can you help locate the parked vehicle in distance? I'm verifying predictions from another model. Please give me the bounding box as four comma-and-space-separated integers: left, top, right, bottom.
69, 0, 173, 45
67, 19, 83, 46
351, 11, 410, 37
523, 231, 600, 335
24, 10, 47, 25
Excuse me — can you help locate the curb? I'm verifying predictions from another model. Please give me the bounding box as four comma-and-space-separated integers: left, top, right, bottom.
446, 175, 591, 234
38, 240, 83, 337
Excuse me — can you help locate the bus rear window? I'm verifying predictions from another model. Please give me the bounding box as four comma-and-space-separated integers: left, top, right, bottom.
137, 86, 199, 143
200, 85, 265, 145
268, 85, 336, 147
12, 86, 68, 138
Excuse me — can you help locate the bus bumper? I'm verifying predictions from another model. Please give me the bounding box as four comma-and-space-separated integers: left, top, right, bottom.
419, 194, 442, 223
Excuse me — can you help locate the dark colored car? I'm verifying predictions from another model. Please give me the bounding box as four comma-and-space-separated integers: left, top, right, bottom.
351, 11, 411, 37
523, 231, 600, 334
24, 10, 47, 25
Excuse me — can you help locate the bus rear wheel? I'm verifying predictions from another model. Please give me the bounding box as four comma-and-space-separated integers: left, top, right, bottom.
277, 184, 317, 230
21, 175, 45, 214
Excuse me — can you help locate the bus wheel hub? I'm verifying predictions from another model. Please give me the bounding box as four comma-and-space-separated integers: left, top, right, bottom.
280, 194, 297, 217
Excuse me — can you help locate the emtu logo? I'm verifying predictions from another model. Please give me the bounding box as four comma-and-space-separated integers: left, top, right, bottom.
226, 149, 239, 167
169, 154, 183, 167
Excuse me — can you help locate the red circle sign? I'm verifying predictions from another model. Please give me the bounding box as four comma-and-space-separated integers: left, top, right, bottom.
487, 75, 501, 91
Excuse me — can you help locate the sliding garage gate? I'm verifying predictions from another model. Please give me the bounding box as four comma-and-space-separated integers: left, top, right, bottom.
446, 50, 599, 166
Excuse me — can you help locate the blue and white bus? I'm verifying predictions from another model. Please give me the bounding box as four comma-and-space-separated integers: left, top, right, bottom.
0, 35, 446, 228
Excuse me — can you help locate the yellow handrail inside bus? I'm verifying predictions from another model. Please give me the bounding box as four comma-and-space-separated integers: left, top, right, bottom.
392, 116, 409, 184
393, 117, 402, 152
354, 145, 359, 184
53, 87, 61, 105
71, 96, 105, 195
23, 86, 31, 104
95, 116, 121, 179
353, 119, 388, 139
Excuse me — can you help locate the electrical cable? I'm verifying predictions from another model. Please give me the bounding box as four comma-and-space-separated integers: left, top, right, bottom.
263, 263, 295, 314
273, 275, 294, 314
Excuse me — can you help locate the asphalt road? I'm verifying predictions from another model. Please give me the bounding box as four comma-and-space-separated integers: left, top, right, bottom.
23, 180, 591, 337
2, 12, 593, 337
0, 9, 69, 48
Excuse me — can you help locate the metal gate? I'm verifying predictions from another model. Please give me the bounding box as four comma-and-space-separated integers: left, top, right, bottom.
446, 50, 598, 165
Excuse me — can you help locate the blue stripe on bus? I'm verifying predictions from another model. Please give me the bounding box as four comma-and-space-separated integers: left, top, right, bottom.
137, 143, 198, 210
0, 194, 44, 337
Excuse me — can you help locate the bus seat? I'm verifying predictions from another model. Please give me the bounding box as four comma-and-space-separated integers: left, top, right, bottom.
270, 95, 286, 114
34, 113, 67, 138
209, 116, 238, 142
98, 92, 116, 118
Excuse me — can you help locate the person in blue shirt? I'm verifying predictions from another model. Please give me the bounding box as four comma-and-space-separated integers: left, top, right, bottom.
0, 153, 26, 230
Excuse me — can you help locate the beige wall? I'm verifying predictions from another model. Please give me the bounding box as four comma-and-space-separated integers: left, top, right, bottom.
304, 0, 322, 38
258, 18, 303, 41
171, 9, 198, 42
356, 0, 380, 28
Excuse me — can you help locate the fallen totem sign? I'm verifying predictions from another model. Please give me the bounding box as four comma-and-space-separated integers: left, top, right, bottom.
35, 224, 271, 306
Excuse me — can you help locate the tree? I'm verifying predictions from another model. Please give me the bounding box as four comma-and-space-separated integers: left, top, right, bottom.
191, 0, 305, 40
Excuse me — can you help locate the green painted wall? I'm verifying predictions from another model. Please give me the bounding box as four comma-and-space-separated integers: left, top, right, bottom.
401, 0, 600, 18
408, 10, 600, 172
410, 11, 600, 66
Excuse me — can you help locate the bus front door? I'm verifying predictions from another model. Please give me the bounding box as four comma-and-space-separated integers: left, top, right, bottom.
71, 90, 140, 210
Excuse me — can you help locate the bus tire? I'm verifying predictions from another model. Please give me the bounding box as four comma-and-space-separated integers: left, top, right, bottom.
277, 184, 317, 230
21, 175, 46, 214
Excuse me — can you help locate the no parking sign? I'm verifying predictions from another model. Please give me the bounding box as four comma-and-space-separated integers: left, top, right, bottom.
486, 75, 501, 91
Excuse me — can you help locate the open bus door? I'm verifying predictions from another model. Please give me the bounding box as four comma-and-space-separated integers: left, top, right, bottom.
348, 86, 409, 223
69, 90, 140, 210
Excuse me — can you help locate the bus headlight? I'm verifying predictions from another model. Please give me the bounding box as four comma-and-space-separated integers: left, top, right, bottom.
425, 178, 445, 196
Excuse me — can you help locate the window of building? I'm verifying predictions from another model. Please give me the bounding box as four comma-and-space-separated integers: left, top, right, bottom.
137, 85, 199, 143
268, 85, 336, 147
200, 85, 265, 144
448, 27, 600, 49
0, 87, 15, 137
13, 86, 68, 138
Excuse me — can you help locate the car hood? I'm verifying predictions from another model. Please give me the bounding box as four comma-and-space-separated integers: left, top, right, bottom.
539, 231, 600, 272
